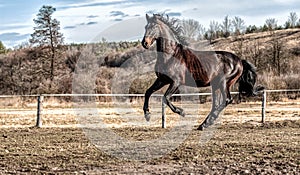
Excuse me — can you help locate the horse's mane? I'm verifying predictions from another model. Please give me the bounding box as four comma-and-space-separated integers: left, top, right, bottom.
153, 14, 188, 46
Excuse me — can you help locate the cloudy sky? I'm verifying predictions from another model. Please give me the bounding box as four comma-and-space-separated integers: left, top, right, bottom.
0, 0, 299, 48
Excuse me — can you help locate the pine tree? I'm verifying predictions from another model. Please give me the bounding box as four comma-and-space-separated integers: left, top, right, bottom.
0, 41, 6, 54
30, 5, 64, 81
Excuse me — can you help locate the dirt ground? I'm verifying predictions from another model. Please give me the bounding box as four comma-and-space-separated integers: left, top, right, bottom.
0, 99, 299, 174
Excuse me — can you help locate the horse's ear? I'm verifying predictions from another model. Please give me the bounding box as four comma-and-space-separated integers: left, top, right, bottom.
146, 14, 150, 22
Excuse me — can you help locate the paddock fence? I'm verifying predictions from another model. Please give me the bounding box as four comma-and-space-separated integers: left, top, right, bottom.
0, 89, 299, 128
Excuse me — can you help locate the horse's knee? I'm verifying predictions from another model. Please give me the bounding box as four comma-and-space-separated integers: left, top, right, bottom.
145, 89, 153, 98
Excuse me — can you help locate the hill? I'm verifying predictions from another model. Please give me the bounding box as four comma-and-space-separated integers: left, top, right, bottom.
0, 29, 299, 97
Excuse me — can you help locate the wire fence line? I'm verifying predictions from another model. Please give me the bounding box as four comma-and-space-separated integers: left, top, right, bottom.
0, 89, 299, 98
0, 89, 299, 128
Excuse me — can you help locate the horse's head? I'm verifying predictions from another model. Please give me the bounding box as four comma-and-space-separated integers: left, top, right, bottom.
142, 14, 161, 49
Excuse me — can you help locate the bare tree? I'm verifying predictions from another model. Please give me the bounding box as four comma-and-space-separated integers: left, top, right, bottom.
181, 19, 202, 41
206, 20, 220, 43
265, 18, 278, 31
221, 15, 232, 38
288, 12, 298, 28
197, 25, 206, 40
245, 39, 262, 68
232, 16, 246, 35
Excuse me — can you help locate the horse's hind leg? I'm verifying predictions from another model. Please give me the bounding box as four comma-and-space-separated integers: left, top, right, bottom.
163, 82, 185, 117
226, 71, 242, 105
226, 85, 233, 105
198, 81, 227, 130
143, 78, 166, 121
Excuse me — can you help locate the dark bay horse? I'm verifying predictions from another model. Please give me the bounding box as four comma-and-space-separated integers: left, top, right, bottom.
141, 14, 263, 130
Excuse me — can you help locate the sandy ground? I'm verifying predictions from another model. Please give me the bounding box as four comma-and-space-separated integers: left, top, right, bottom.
0, 99, 299, 174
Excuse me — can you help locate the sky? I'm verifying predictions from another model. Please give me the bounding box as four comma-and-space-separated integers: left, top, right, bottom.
0, 0, 299, 48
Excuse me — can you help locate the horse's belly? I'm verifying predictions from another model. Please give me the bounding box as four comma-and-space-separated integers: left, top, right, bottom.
184, 75, 210, 87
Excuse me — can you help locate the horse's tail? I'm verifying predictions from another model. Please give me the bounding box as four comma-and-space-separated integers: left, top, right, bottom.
238, 60, 265, 97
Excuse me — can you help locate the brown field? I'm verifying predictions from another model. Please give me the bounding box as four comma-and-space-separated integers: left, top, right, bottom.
0, 98, 299, 174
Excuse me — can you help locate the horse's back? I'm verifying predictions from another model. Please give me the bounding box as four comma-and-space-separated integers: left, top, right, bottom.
182, 49, 243, 86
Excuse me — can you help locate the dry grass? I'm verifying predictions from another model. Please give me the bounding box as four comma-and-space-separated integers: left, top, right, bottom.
0, 98, 299, 173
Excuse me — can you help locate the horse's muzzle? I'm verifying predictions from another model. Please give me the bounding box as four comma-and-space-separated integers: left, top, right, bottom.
142, 37, 152, 49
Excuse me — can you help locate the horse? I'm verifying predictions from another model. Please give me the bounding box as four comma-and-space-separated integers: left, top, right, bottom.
141, 14, 263, 130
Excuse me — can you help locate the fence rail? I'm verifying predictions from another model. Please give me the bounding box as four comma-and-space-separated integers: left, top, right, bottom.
0, 89, 299, 128
1, 89, 299, 98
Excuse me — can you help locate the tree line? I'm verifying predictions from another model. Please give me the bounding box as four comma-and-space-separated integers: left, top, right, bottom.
0, 5, 299, 95
1, 6, 299, 52
181, 12, 300, 42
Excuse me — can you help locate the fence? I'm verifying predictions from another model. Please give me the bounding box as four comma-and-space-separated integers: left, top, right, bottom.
0, 89, 299, 128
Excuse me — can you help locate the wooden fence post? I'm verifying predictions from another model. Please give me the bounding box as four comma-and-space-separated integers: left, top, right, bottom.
261, 90, 266, 123
36, 95, 43, 127
162, 97, 166, 128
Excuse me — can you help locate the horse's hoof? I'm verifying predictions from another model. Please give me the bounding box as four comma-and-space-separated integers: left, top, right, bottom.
180, 110, 185, 117
177, 107, 185, 117
197, 124, 205, 131
197, 122, 209, 130
144, 112, 151, 121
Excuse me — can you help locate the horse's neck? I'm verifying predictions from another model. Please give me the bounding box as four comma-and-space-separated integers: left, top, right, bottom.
155, 23, 181, 68
156, 37, 178, 56
155, 37, 182, 72
157, 24, 179, 52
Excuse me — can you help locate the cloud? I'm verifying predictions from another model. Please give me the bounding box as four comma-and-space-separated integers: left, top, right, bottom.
64, 26, 77, 29
57, 1, 126, 10
110, 11, 128, 17
273, 0, 299, 4
87, 15, 99, 18
86, 22, 98, 25
113, 18, 123, 21
0, 32, 30, 41
0, 32, 30, 48
0, 24, 31, 31
64, 21, 98, 29
167, 12, 182, 17
109, 10, 129, 21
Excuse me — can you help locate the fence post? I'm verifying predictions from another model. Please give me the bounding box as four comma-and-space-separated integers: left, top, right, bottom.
261, 90, 266, 123
36, 95, 43, 127
162, 96, 166, 128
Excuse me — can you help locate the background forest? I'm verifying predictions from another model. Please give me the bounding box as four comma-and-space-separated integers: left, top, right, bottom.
0, 6, 299, 97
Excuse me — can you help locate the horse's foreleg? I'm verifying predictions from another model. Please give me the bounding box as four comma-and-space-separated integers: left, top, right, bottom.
143, 78, 166, 121
163, 82, 185, 117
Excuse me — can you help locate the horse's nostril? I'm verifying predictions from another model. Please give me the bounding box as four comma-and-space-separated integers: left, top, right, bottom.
142, 40, 149, 49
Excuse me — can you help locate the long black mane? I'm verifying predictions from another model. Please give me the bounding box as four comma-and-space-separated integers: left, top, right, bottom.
153, 14, 188, 46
